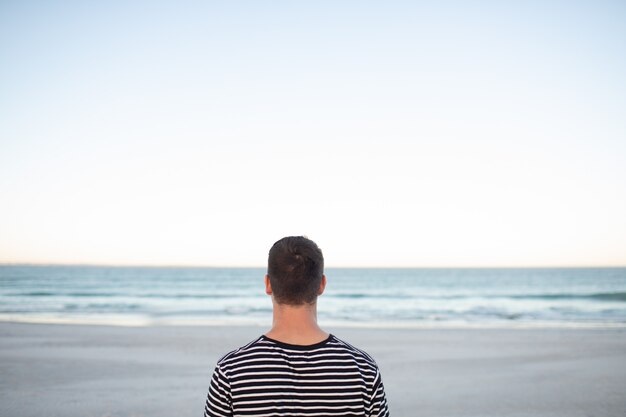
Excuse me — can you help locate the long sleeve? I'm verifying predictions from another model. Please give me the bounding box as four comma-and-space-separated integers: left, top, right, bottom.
204, 365, 233, 417
368, 369, 390, 417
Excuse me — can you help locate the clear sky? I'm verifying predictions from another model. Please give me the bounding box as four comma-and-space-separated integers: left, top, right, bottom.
1, 1, 625, 267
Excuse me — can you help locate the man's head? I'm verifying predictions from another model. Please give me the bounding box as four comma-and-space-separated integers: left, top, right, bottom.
266, 236, 325, 305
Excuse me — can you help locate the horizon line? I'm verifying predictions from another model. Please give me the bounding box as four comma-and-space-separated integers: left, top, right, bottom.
1, 262, 625, 269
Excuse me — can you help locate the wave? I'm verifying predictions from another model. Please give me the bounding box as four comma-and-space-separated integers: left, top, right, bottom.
327, 292, 626, 302
509, 292, 626, 302
8, 291, 254, 299
9, 291, 626, 303
326, 293, 414, 299
10, 291, 123, 297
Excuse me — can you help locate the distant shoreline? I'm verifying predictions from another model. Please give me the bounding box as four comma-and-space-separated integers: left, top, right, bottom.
2, 263, 626, 269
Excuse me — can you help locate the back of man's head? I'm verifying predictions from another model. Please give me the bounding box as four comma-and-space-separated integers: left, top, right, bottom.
267, 236, 324, 305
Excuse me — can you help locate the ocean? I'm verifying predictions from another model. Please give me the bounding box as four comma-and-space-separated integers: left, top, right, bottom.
1, 265, 625, 327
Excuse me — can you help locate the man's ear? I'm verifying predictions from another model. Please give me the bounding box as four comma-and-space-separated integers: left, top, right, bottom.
265, 274, 272, 295
318, 274, 326, 295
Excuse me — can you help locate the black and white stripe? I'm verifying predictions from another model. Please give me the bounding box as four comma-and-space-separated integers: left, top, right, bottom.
204, 334, 390, 417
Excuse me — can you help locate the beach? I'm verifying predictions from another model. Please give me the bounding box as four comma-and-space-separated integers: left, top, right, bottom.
1, 322, 625, 417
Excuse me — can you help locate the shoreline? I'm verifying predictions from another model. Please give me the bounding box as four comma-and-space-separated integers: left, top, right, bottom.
2, 322, 626, 417
2, 315, 626, 329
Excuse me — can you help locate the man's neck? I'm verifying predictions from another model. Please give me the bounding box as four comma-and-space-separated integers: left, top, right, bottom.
265, 301, 329, 345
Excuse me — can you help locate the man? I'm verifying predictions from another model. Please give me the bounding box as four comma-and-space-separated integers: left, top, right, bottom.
204, 236, 390, 417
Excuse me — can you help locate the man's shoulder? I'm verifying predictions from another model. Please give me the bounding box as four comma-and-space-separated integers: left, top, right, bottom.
329, 334, 379, 366
215, 335, 265, 365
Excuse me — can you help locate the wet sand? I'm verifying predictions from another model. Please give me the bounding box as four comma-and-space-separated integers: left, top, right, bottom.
1, 322, 625, 417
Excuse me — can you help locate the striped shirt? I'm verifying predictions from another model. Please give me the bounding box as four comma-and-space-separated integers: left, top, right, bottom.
204, 334, 390, 417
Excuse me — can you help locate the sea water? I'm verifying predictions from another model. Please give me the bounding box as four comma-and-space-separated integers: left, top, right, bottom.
1, 265, 625, 327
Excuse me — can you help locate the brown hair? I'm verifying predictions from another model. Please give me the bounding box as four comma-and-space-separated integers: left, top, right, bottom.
267, 236, 324, 305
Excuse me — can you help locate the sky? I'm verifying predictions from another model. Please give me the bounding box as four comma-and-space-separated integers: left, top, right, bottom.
1, 1, 625, 267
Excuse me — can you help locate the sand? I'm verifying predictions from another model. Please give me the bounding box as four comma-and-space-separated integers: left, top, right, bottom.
1, 322, 625, 417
